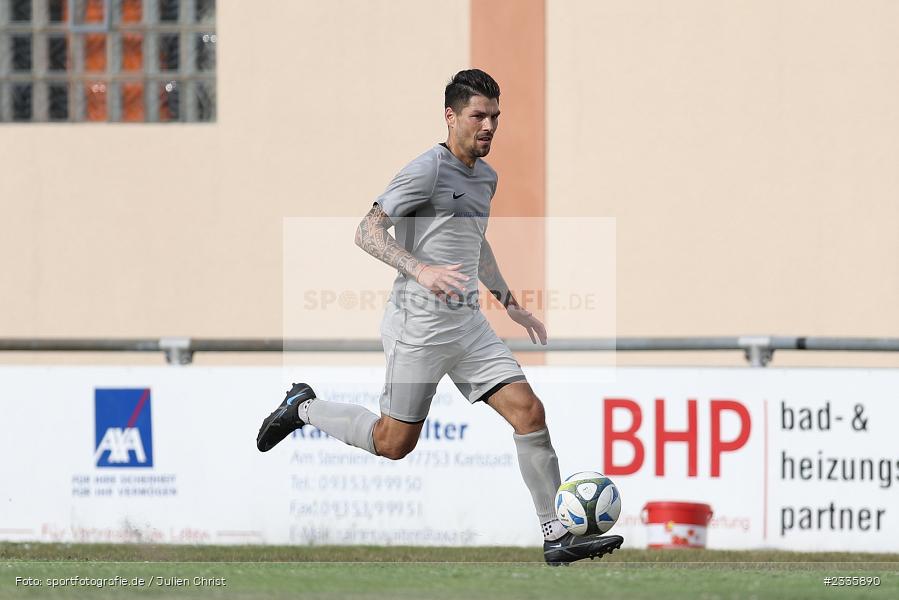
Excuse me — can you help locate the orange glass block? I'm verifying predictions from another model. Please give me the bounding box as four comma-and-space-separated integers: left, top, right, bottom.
85, 0, 104, 23
122, 0, 142, 23
122, 34, 143, 71
121, 83, 145, 122
86, 82, 108, 121
84, 34, 106, 72
159, 82, 179, 122
159, 95, 173, 121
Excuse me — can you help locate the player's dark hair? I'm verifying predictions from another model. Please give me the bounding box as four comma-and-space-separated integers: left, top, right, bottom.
444, 69, 500, 113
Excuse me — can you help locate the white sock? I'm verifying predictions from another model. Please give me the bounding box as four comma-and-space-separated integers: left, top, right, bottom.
298, 398, 314, 423
513, 428, 562, 525
542, 519, 567, 541
300, 397, 379, 455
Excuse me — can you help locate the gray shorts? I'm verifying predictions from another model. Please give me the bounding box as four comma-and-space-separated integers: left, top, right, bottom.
379, 315, 527, 423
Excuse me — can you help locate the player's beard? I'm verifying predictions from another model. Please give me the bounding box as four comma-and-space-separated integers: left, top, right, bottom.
473, 137, 492, 157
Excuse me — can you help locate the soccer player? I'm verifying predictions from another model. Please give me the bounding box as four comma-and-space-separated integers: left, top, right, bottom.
257, 69, 623, 564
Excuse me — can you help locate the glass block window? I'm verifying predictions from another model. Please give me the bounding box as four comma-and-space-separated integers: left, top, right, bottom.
0, 0, 216, 123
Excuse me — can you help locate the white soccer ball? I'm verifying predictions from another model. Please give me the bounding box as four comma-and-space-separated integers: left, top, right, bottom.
555, 471, 622, 535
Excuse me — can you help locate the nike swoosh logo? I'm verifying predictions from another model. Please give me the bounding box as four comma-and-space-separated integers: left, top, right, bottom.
453, 192, 465, 199
546, 543, 562, 549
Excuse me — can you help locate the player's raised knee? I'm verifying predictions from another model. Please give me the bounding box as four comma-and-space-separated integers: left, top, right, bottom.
519, 398, 547, 433
507, 396, 546, 434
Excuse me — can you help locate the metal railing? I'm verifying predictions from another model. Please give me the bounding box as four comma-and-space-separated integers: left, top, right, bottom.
1, 336, 897, 367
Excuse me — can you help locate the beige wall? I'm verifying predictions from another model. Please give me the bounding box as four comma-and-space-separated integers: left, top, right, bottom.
1, 0, 896, 367
546, 0, 899, 366
0, 0, 468, 345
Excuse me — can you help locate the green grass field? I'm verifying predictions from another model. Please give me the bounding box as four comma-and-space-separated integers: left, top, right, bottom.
2, 544, 897, 600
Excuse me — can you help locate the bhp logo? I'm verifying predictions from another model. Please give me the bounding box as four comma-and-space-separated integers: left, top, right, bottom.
94, 388, 154, 468
603, 398, 751, 477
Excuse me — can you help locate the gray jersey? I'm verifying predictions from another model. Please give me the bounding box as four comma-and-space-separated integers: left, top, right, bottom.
374, 143, 497, 345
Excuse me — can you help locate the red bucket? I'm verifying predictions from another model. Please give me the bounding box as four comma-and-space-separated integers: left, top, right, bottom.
641, 501, 713, 549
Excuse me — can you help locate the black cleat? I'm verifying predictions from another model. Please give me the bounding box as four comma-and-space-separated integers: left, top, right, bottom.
256, 382, 316, 452
543, 532, 624, 566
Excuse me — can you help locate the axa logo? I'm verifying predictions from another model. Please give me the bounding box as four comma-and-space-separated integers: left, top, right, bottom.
94, 388, 154, 468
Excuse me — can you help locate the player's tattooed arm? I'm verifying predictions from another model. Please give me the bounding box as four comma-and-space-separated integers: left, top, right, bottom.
478, 240, 519, 309
355, 205, 424, 279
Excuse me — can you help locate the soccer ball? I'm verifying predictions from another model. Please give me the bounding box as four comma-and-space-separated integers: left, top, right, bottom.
555, 471, 622, 536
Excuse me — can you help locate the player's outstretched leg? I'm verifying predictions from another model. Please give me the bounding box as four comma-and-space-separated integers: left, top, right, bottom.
488, 383, 625, 566
256, 382, 316, 452
513, 428, 623, 564
256, 383, 381, 455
